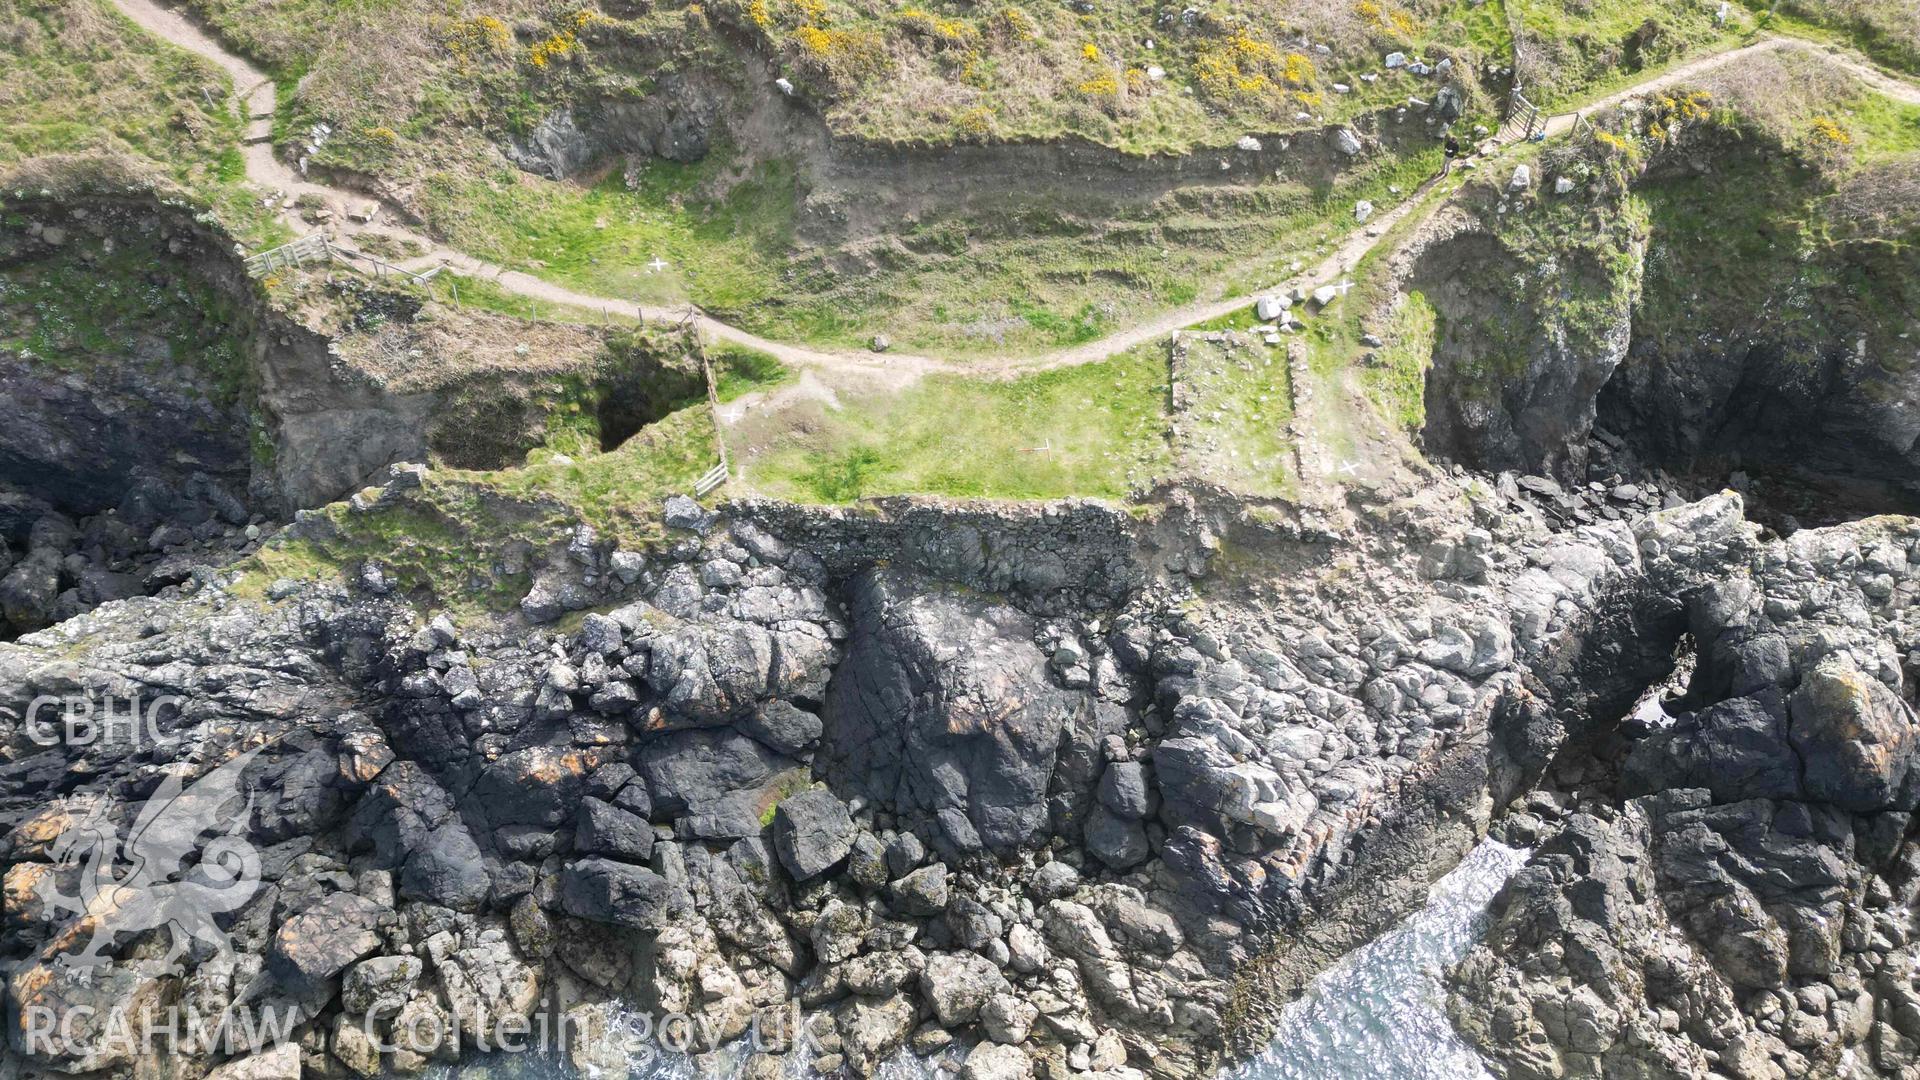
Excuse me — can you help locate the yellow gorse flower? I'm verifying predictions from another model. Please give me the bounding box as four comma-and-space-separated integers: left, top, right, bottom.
527, 10, 602, 68
1810, 115, 1852, 145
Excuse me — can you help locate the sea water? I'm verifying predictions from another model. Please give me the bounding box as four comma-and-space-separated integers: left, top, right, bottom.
1224, 840, 1530, 1080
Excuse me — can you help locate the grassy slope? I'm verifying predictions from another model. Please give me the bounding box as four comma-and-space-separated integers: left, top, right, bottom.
417, 154, 797, 316
728, 0, 1516, 151
31, 0, 1914, 537
239, 396, 730, 612
1510, 0, 1750, 107
1635, 88, 1920, 360
181, 0, 1511, 156
0, 241, 255, 405
1368, 290, 1439, 430
1741, 0, 1920, 75
741, 347, 1173, 502
143, 0, 1819, 359
0, 0, 282, 243
152, 0, 1509, 353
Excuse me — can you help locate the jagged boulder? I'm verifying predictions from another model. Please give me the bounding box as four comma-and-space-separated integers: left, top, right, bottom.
269, 892, 386, 997
639, 728, 802, 838
576, 797, 655, 862
1789, 657, 1917, 812
559, 858, 673, 930
921, 950, 1011, 1026
821, 569, 1088, 854
350, 762, 491, 912
772, 788, 855, 880
1457, 514, 1920, 1080
1622, 694, 1802, 803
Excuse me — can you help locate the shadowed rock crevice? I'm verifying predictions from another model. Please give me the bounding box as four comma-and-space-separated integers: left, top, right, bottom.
0, 187, 434, 519
591, 333, 707, 453
1594, 330, 1920, 526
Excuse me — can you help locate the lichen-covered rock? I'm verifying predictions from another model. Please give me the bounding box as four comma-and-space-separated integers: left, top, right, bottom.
341, 955, 424, 1018
921, 950, 1011, 1026
269, 892, 386, 997
1789, 657, 1917, 812
891, 862, 950, 916
772, 788, 855, 880
2, 464, 1907, 1080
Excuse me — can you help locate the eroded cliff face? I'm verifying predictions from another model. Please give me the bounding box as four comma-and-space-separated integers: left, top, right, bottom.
0, 179, 722, 639
0, 190, 432, 519
1402, 131, 1920, 521
0, 459, 1791, 1080
1407, 203, 1647, 488
1, 204, 260, 516
1403, 143, 1920, 1075
1450, 509, 1920, 1080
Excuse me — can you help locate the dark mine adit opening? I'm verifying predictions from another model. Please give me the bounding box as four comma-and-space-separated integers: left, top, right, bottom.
593, 332, 708, 452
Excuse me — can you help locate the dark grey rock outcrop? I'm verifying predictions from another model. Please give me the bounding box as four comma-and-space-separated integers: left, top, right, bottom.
4, 478, 1908, 1080
820, 569, 1091, 855
1453, 511, 1920, 1080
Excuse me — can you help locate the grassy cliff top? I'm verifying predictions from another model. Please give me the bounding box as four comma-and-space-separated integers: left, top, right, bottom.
0, 0, 283, 243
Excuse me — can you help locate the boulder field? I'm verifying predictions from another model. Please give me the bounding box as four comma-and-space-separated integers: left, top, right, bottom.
5, 462, 1913, 1080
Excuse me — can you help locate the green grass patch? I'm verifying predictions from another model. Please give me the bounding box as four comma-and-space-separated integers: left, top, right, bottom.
1173, 333, 1295, 497
235, 400, 724, 611
427, 272, 640, 326
233, 496, 546, 617
1841, 91, 1920, 157
1741, 0, 1920, 77
709, 342, 794, 402
1635, 143, 1917, 362
416, 155, 795, 315
1511, 0, 1751, 108
1366, 290, 1438, 430
743, 348, 1171, 502
483, 404, 722, 541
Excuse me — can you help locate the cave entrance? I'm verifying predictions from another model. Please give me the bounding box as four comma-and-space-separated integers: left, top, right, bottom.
591, 336, 708, 452
1591, 343, 1920, 530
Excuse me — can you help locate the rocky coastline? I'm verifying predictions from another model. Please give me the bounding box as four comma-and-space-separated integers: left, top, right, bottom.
8, 435, 1907, 1080
4, 47, 1919, 1080
1450, 505, 1920, 1079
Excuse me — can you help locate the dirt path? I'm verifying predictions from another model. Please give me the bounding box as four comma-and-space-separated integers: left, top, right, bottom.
107, 0, 957, 382
106, 0, 1920, 390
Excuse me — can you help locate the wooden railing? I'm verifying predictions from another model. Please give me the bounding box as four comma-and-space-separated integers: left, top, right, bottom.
244, 233, 449, 290
694, 463, 730, 498
243, 233, 330, 277
329, 244, 440, 287
1501, 89, 1545, 142
690, 315, 733, 498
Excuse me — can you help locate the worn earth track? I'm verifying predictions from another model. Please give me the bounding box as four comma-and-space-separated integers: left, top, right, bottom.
104, 0, 1920, 389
